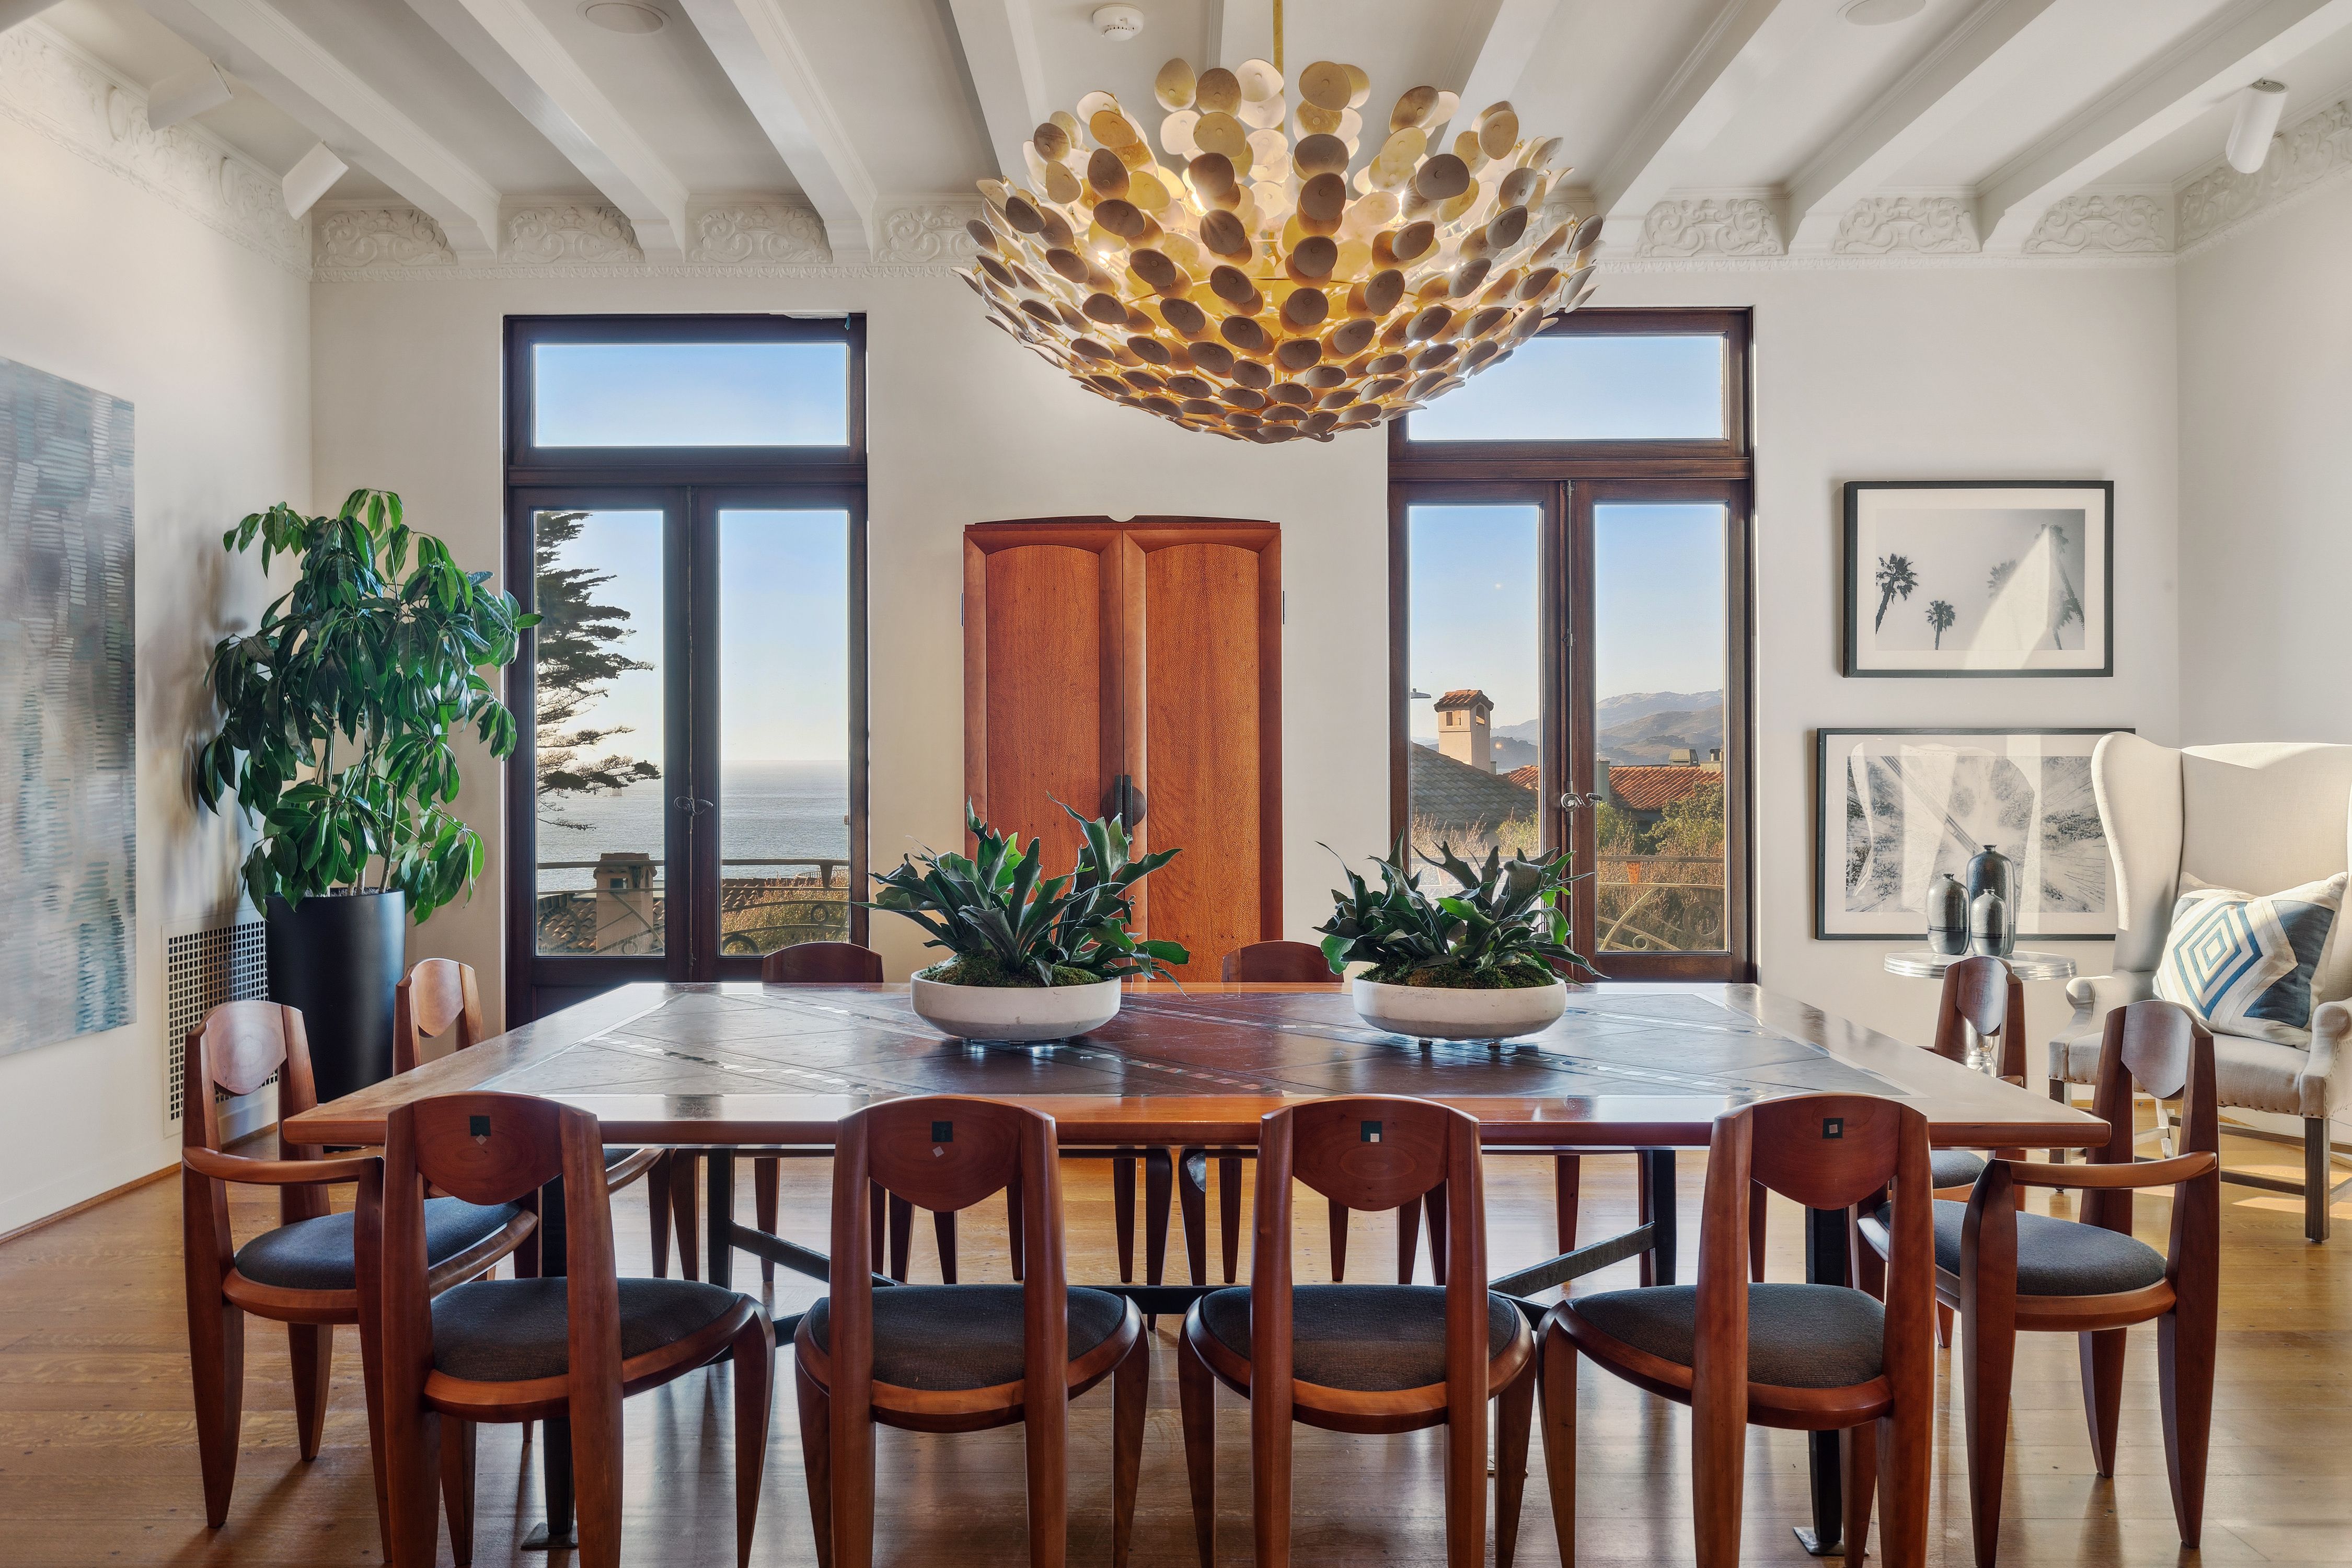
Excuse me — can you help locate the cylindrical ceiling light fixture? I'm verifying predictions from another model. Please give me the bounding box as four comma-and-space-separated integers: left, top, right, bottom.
2226, 80, 2287, 175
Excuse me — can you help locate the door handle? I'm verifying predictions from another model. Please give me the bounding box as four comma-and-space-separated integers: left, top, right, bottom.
1103, 774, 1146, 827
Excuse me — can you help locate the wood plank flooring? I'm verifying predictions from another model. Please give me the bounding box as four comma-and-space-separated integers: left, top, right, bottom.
0, 1124, 2345, 1566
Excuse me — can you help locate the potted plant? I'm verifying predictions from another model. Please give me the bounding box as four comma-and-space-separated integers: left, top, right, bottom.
194, 490, 531, 1100
868, 805, 1189, 1042
1317, 839, 1586, 1041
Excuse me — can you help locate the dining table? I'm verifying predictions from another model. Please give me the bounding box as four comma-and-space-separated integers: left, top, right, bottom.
287, 978, 2109, 1558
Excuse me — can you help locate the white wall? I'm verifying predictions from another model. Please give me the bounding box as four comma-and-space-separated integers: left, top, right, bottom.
314, 257, 2177, 1051
2176, 179, 2352, 744
0, 108, 310, 1230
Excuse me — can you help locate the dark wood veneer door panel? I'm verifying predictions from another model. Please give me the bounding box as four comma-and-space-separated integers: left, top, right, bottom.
1144, 542, 1263, 981
983, 544, 1109, 877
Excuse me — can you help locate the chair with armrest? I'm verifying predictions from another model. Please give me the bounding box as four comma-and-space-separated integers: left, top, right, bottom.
367, 1091, 773, 1568
792, 1094, 1147, 1568
394, 958, 667, 1264
1542, 1093, 1936, 1568
2051, 733, 2351, 1240
1177, 1094, 1537, 1568
180, 1000, 535, 1532
1874, 998, 2221, 1566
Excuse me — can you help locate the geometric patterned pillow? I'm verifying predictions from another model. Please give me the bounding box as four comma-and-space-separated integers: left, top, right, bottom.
2154, 871, 2346, 1045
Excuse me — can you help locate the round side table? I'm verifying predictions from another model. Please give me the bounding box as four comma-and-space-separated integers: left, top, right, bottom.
1882, 950, 2078, 983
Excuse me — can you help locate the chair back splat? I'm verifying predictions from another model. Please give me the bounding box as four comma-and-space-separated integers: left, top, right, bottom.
2085, 1000, 2221, 1235
763, 941, 885, 984
1220, 940, 1339, 984
392, 957, 486, 1073
1928, 955, 2022, 1076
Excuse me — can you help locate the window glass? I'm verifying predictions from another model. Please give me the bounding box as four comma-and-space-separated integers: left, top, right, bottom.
1590, 503, 1727, 953
532, 341, 850, 446
1406, 504, 1544, 863
1404, 335, 1724, 442
718, 510, 852, 951
532, 508, 665, 955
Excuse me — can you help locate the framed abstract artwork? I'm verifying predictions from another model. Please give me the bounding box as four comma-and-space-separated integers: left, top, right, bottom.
0, 356, 136, 1054
1843, 480, 2113, 676
1815, 728, 2127, 941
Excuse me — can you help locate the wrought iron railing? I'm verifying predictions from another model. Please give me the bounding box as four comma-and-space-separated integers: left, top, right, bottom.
534, 857, 852, 955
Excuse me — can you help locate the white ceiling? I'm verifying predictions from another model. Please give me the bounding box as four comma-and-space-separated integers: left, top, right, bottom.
19, 0, 2352, 261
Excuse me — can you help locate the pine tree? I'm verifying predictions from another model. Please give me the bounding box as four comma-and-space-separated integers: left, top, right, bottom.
532, 511, 659, 831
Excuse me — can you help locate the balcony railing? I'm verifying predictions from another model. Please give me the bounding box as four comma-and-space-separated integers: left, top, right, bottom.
535, 857, 852, 955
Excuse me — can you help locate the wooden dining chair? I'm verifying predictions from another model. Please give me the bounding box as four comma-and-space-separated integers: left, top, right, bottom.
1219, 940, 1338, 982
1177, 1094, 1537, 1568
1542, 1093, 1935, 1568
1749, 955, 2024, 1338
1860, 999, 2220, 1567
180, 1000, 536, 1532
792, 1095, 1147, 1568
394, 958, 667, 1267
367, 1091, 774, 1568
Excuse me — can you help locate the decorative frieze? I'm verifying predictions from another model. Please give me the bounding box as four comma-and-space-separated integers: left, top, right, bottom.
872, 200, 984, 264
2178, 98, 2352, 250
2023, 192, 2167, 256
1833, 195, 1977, 255
0, 24, 307, 274
313, 205, 456, 269
504, 204, 642, 265
1638, 197, 1783, 258
689, 200, 829, 264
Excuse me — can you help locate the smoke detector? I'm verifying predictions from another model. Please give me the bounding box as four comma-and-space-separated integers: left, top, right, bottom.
1092, 5, 1145, 41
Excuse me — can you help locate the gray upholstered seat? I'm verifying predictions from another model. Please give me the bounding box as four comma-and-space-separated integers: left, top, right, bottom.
1892, 1198, 2169, 1296
602, 1147, 637, 1167
430, 1277, 744, 1382
1932, 1149, 1988, 1188
1197, 1284, 1521, 1392
233, 1197, 522, 1292
803, 1284, 1128, 1391
1570, 1284, 1884, 1389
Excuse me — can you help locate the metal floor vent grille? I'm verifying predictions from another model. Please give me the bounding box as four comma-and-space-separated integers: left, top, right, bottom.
166, 920, 269, 1125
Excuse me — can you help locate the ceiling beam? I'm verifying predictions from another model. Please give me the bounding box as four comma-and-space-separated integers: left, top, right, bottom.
1436, 0, 1562, 148
402, 0, 689, 260
1978, 0, 2352, 251
943, 0, 1048, 182
675, 0, 876, 262
1590, 0, 1840, 246
0, 2, 65, 31
1785, 0, 2069, 252
134, 0, 503, 257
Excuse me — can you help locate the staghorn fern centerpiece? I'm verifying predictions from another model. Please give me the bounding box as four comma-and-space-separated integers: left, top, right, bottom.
1319, 837, 1585, 988
868, 804, 1190, 987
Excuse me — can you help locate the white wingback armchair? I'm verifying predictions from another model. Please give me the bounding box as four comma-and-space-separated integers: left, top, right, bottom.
2050, 734, 2352, 1240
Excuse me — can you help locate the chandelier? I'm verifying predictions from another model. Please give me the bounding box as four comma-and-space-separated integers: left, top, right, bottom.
962, 33, 1598, 444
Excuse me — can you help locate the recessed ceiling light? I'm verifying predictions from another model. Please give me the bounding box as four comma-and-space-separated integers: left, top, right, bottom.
580, 2, 666, 33
1843, 0, 1926, 22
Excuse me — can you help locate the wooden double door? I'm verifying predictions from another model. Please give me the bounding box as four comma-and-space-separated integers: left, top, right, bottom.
963, 518, 1281, 982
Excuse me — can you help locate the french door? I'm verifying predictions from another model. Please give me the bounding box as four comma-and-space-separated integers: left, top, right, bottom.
505, 485, 867, 1020
1390, 477, 1751, 979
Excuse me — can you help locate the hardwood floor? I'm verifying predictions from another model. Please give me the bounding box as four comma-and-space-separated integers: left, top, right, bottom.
0, 1122, 2344, 1566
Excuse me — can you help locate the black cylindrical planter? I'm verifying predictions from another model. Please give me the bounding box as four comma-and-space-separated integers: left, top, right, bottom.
267, 890, 406, 1104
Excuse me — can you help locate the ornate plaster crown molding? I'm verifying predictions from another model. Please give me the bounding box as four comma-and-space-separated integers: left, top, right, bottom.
0, 23, 308, 276
691, 200, 829, 264
1638, 195, 1784, 258
2024, 191, 2168, 256
871, 198, 984, 265
1833, 194, 1977, 255
2177, 97, 2352, 257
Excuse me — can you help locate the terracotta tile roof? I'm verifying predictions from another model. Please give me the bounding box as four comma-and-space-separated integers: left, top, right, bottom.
1606, 765, 1720, 813
1433, 688, 1491, 712
1505, 764, 1542, 790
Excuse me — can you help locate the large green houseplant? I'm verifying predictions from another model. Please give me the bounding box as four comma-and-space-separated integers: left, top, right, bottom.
867, 804, 1187, 1040
1317, 838, 1586, 1040
195, 489, 532, 1097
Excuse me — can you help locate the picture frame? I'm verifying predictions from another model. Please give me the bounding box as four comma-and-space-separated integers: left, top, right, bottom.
1842, 480, 2113, 677
1814, 727, 2129, 941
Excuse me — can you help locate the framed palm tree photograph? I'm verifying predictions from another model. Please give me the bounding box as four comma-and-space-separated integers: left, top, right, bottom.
1841, 480, 2113, 676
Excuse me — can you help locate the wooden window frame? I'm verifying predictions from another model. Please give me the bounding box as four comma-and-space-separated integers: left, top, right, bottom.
502, 316, 869, 1024
1388, 308, 1755, 983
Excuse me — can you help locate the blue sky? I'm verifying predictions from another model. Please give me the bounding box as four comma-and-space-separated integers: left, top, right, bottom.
534, 341, 850, 446
1405, 334, 1724, 443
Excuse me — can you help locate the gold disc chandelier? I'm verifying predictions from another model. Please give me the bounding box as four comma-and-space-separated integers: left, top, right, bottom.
961, 17, 1598, 444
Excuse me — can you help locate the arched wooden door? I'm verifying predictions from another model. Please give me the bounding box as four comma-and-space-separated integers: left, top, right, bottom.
963, 518, 1281, 982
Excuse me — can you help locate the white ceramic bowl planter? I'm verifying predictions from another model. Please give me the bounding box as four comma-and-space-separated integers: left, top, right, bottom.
1351, 977, 1567, 1042
910, 975, 1123, 1043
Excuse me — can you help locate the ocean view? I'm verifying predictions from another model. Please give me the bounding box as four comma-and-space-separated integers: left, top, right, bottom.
536, 759, 849, 893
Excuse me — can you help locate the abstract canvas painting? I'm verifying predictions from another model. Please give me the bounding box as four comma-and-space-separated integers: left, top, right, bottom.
1815, 728, 2124, 940
1843, 481, 2113, 676
1, 357, 136, 1054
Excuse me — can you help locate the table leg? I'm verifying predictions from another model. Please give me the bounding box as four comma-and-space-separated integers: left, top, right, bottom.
1642, 1150, 1678, 1286
522, 1175, 575, 1550
1795, 1203, 1848, 1557
706, 1147, 736, 1291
